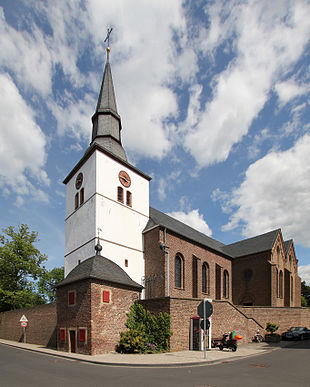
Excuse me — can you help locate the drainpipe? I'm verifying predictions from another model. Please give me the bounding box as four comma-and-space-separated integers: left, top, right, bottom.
160, 228, 170, 297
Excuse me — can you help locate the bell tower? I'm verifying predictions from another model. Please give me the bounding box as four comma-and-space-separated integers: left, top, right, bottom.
63, 37, 151, 285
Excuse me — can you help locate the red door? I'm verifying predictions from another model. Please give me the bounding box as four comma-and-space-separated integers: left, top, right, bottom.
70, 330, 76, 353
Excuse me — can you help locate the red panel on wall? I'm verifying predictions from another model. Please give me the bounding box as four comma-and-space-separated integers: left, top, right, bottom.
79, 328, 86, 343
103, 290, 110, 303
68, 291, 75, 305
60, 329, 66, 341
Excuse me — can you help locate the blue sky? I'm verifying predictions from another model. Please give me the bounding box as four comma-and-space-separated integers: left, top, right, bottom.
1, 0, 310, 283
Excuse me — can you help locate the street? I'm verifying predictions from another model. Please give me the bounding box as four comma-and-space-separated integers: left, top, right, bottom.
0, 341, 310, 387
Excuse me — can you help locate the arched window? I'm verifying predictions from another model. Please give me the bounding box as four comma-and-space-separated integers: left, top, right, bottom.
202, 262, 209, 294
279, 270, 283, 299
291, 277, 294, 302
223, 270, 229, 298
175, 254, 184, 288
277, 246, 280, 264
276, 268, 279, 297
117, 187, 124, 203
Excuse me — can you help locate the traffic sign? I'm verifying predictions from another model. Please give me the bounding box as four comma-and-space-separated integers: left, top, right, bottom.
21, 321, 28, 327
197, 300, 213, 318
20, 315, 28, 322
200, 319, 210, 330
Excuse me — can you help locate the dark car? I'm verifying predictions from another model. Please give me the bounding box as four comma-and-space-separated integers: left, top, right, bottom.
281, 327, 310, 341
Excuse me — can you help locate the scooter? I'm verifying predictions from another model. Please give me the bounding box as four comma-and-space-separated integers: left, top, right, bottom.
252, 329, 264, 343
219, 332, 242, 352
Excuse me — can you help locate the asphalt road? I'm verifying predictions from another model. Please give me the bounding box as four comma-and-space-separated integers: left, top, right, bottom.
1, 341, 310, 387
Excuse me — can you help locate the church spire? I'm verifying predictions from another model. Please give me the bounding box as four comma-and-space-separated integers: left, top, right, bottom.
90, 28, 127, 161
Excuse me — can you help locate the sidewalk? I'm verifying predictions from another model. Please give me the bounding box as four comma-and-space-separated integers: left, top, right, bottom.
0, 338, 290, 367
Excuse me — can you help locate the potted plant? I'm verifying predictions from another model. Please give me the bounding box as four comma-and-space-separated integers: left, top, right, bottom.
264, 322, 281, 342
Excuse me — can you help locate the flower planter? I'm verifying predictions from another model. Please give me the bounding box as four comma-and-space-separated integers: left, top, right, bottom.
264, 334, 281, 343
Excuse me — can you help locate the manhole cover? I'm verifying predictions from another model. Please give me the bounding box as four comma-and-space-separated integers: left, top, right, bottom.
249, 363, 270, 368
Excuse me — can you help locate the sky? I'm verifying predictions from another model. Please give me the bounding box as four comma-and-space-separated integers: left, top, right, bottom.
1, 0, 310, 283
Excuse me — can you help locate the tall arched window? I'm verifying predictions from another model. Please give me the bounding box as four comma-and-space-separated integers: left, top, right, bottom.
291, 277, 294, 302
175, 254, 184, 288
276, 268, 279, 297
279, 270, 283, 299
223, 270, 229, 298
277, 246, 280, 264
202, 262, 209, 294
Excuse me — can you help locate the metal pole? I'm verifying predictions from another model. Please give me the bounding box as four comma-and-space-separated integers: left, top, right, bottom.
203, 298, 206, 359
23, 326, 26, 343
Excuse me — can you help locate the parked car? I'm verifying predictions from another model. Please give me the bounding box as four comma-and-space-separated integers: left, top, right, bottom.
281, 327, 310, 341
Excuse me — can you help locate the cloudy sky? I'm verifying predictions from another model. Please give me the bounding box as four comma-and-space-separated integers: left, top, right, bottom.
1, 0, 310, 283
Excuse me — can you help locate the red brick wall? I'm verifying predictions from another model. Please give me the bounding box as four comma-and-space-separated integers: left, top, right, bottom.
144, 227, 232, 302
90, 281, 140, 355
57, 280, 92, 354
237, 306, 310, 334
0, 303, 57, 347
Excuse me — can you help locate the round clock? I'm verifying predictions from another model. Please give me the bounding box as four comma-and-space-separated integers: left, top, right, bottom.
75, 172, 83, 189
119, 170, 131, 188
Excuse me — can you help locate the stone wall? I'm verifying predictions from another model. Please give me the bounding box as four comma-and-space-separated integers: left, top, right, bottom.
0, 303, 57, 347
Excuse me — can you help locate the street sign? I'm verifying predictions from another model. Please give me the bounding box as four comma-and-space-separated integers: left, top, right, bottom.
20, 315, 28, 322
200, 319, 210, 330
20, 321, 28, 328
197, 300, 213, 318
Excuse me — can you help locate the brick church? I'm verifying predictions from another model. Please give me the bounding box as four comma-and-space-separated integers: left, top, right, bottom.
55, 45, 303, 355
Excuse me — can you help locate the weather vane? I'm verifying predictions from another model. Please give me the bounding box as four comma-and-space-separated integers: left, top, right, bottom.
104, 25, 113, 48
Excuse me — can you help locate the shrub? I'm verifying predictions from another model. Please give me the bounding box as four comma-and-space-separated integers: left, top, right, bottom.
117, 302, 172, 353
266, 322, 279, 334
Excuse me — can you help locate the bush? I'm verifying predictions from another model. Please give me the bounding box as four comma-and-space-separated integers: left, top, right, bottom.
266, 322, 279, 334
117, 302, 172, 353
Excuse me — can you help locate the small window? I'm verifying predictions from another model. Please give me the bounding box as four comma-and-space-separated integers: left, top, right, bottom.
102, 290, 110, 303
75, 193, 79, 210
68, 291, 75, 306
79, 328, 86, 343
126, 191, 132, 207
80, 188, 84, 205
60, 328, 66, 342
125, 259, 128, 267
117, 187, 124, 203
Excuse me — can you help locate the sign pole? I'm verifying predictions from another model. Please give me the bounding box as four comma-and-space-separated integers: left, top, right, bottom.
203, 298, 206, 359
24, 326, 26, 343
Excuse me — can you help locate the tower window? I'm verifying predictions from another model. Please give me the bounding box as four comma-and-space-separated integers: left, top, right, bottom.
126, 191, 132, 207
125, 259, 128, 267
75, 193, 79, 210
80, 188, 84, 205
117, 187, 124, 203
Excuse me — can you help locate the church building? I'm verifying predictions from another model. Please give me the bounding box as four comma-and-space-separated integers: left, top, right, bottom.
56, 45, 302, 355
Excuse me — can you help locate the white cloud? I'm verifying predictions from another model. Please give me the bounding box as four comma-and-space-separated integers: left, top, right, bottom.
222, 133, 310, 247
168, 209, 212, 236
0, 73, 49, 202
299, 265, 310, 285
184, 0, 310, 167
275, 79, 309, 105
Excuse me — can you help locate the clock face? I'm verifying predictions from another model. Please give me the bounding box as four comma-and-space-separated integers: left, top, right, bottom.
119, 170, 131, 188
75, 172, 83, 189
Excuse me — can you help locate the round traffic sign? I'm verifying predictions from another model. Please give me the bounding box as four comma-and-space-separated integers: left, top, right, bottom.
21, 321, 28, 327
197, 300, 213, 318
200, 319, 210, 330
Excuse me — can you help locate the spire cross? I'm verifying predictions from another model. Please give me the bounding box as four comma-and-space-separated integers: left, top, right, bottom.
104, 25, 113, 48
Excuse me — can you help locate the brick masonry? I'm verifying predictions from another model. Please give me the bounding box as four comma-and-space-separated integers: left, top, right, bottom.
0, 303, 57, 347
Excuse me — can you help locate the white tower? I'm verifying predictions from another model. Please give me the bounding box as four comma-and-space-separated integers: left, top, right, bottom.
63, 47, 151, 285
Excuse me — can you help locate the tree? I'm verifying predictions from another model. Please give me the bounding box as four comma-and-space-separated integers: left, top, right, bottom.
301, 281, 310, 307
0, 224, 47, 311
38, 266, 64, 303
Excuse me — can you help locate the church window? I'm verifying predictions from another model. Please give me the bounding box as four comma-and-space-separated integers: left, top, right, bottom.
277, 246, 280, 264
279, 270, 283, 299
175, 254, 184, 288
202, 262, 209, 294
125, 259, 128, 267
117, 187, 124, 203
102, 290, 110, 303
276, 268, 279, 297
126, 191, 132, 207
291, 277, 294, 301
75, 193, 79, 210
79, 328, 86, 343
68, 291, 76, 306
60, 328, 66, 342
80, 188, 84, 205
223, 270, 229, 298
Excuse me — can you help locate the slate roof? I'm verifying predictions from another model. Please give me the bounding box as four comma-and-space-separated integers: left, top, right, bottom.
144, 207, 227, 256
284, 239, 293, 256
57, 255, 143, 290
145, 207, 282, 259
222, 229, 281, 258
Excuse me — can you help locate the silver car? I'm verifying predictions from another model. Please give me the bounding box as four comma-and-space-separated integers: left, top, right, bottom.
281, 327, 310, 341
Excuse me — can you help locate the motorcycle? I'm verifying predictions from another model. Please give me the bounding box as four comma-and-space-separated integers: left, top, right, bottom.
219, 332, 242, 352
252, 329, 264, 343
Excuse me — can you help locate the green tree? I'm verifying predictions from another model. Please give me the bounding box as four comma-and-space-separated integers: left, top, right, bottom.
38, 266, 64, 303
301, 281, 310, 306
0, 224, 47, 311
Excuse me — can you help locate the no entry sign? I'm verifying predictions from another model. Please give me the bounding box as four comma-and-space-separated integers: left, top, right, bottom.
20, 321, 28, 327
